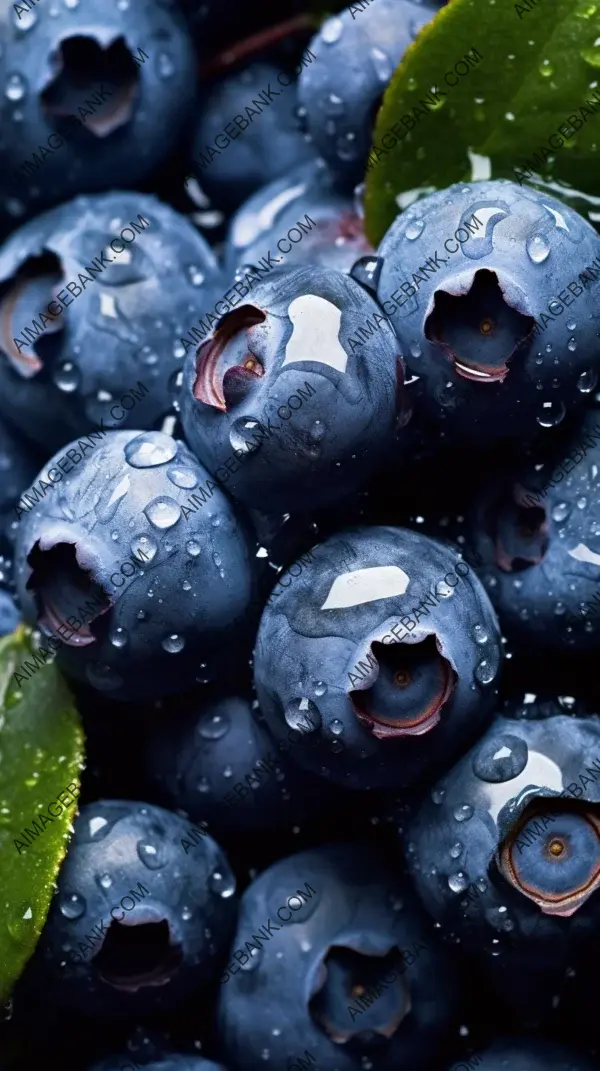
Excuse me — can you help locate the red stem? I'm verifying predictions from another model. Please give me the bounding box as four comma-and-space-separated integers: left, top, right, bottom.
199, 14, 318, 81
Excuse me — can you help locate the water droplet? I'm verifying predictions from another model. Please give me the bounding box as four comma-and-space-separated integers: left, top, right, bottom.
131, 534, 158, 562
582, 37, 600, 66
229, 417, 263, 455
410, 341, 422, 358
240, 945, 263, 971
329, 718, 344, 736
52, 361, 80, 393
475, 659, 496, 685
98, 873, 112, 889
567, 320, 577, 331
526, 234, 550, 263
539, 58, 554, 76
536, 399, 566, 427
321, 15, 343, 43
85, 663, 124, 692
551, 502, 572, 523
349, 255, 383, 295
109, 627, 128, 649
161, 633, 185, 654
431, 787, 446, 804
370, 46, 393, 83
449, 842, 463, 859
209, 868, 236, 898
125, 433, 177, 468
137, 841, 167, 870
59, 893, 86, 919
284, 697, 321, 733
453, 804, 474, 823
568, 336, 577, 353
324, 92, 345, 117
167, 465, 198, 490
156, 51, 176, 79
405, 218, 425, 240
182, 579, 192, 591
448, 871, 469, 893
577, 369, 597, 392
198, 711, 231, 740
13, 5, 36, 29
313, 680, 327, 697
472, 624, 488, 645
186, 539, 201, 557
5, 73, 27, 102
144, 497, 182, 529
8, 904, 34, 942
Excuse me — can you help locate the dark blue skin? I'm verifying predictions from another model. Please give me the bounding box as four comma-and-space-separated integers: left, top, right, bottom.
23, 800, 237, 1018
253, 526, 503, 790
13, 430, 259, 702
190, 62, 315, 211
297, 0, 437, 188
224, 159, 374, 278
0, 192, 222, 455
90, 1057, 227, 1071
0, 0, 196, 216
142, 694, 342, 836
0, 587, 20, 636
0, 415, 41, 549
448, 1038, 598, 1071
376, 179, 600, 444
465, 409, 600, 653
407, 705, 600, 1027
179, 265, 403, 514
216, 843, 458, 1071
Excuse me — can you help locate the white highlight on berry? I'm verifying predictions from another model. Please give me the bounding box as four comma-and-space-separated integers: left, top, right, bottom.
321, 565, 410, 610
231, 182, 307, 248
483, 749, 563, 824
568, 542, 600, 568
282, 294, 348, 374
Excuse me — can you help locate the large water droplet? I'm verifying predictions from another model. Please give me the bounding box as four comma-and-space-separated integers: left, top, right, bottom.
186, 539, 201, 557
52, 361, 80, 393
137, 841, 167, 870
209, 867, 236, 898
536, 399, 566, 427
109, 627, 128, 649
472, 624, 488, 645
161, 633, 185, 654
321, 15, 343, 43
405, 218, 425, 240
229, 417, 263, 455
13, 5, 37, 29
167, 465, 198, 490
475, 659, 496, 685
284, 697, 321, 733
526, 235, 550, 263
577, 369, 597, 393
144, 497, 182, 529
448, 871, 469, 893
5, 73, 27, 101
198, 711, 231, 740
453, 804, 474, 822
551, 502, 572, 523
131, 534, 158, 562
125, 433, 177, 468
349, 255, 383, 295
59, 893, 86, 919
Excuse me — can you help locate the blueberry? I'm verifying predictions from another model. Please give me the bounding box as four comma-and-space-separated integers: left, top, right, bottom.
253, 525, 502, 790
0, 586, 20, 636
297, 0, 436, 187
142, 694, 341, 835
448, 1038, 598, 1071
0, 192, 222, 454
0, 1, 196, 215
179, 265, 403, 513
224, 159, 374, 278
376, 179, 600, 443
190, 62, 315, 211
216, 843, 457, 1071
464, 410, 600, 652
407, 705, 600, 1024
13, 429, 259, 701
22, 800, 237, 1017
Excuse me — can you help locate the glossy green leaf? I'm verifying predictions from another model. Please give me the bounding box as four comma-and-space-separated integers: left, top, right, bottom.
365, 0, 600, 246
0, 627, 85, 1002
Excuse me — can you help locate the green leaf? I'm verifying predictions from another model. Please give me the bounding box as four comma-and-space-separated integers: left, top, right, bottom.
365, 0, 600, 246
0, 627, 84, 1002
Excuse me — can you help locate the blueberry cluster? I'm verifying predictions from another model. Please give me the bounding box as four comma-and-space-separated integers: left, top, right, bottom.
2, 2, 600, 1071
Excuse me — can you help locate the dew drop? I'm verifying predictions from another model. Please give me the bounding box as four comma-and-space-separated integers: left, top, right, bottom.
284, 697, 321, 732
13, 6, 36, 29
313, 680, 327, 696
551, 502, 572, 523
449, 842, 463, 859
472, 624, 488, 645
349, 255, 383, 295
198, 711, 231, 740
144, 497, 182, 529
405, 218, 425, 241
130, 534, 158, 563
448, 871, 469, 893
229, 417, 263, 455
109, 627, 128, 649
125, 433, 177, 468
526, 234, 550, 263
137, 841, 167, 870
59, 893, 86, 919
209, 868, 236, 898
370, 46, 394, 82
435, 579, 455, 599
475, 659, 496, 685
186, 539, 201, 557
98, 873, 112, 889
329, 718, 344, 736
167, 465, 198, 490
161, 633, 185, 654
453, 804, 474, 822
321, 15, 343, 43
536, 399, 566, 427
52, 361, 80, 393
577, 369, 597, 392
